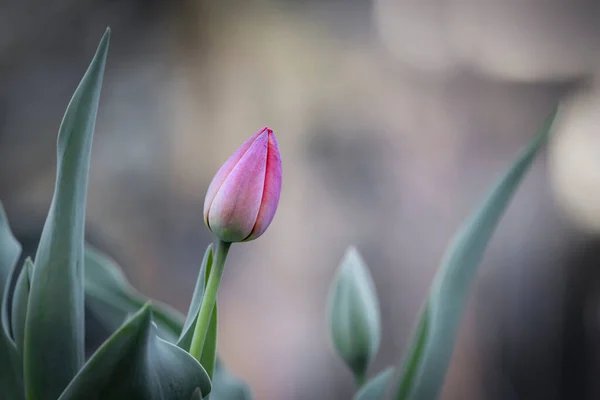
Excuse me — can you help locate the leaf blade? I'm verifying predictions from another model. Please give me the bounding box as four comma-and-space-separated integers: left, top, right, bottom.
58, 304, 211, 400
24, 29, 110, 400
0, 203, 24, 399
395, 108, 558, 399
177, 245, 213, 349
12, 258, 33, 356
177, 245, 219, 379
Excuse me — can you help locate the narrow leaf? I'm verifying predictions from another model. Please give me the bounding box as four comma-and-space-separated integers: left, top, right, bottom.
395, 108, 558, 399
177, 245, 219, 378
84, 246, 184, 342
395, 305, 429, 399
177, 245, 213, 349
0, 203, 24, 399
354, 367, 395, 400
24, 29, 110, 400
327, 247, 381, 382
58, 304, 212, 400
12, 258, 33, 355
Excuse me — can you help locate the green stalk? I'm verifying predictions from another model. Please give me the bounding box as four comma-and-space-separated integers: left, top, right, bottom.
189, 240, 231, 361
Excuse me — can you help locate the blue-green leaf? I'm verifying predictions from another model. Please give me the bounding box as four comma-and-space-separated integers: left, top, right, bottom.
395, 108, 558, 399
85, 246, 184, 342
190, 388, 203, 400
327, 247, 381, 382
0, 203, 24, 399
177, 245, 212, 348
58, 303, 212, 400
12, 257, 33, 355
354, 367, 395, 400
395, 305, 429, 400
177, 245, 218, 378
84, 246, 250, 398
24, 29, 110, 400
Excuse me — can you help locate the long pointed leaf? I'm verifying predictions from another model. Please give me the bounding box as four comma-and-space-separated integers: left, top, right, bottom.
24, 29, 110, 400
395, 108, 558, 399
58, 304, 211, 400
12, 258, 33, 355
177, 245, 213, 349
0, 203, 24, 399
177, 245, 219, 379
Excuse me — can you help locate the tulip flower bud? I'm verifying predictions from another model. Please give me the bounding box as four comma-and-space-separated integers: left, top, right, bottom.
203, 127, 282, 242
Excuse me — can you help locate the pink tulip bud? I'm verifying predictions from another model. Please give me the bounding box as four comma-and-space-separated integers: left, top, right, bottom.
203, 127, 282, 242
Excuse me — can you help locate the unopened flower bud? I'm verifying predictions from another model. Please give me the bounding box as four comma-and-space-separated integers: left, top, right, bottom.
203, 127, 282, 242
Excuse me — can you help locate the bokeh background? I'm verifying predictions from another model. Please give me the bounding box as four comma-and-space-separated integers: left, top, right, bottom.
2, 0, 600, 399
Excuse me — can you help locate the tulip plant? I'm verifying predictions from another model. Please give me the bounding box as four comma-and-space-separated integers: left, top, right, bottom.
0, 29, 558, 400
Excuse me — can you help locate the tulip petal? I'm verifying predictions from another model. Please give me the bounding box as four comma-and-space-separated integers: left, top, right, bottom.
246, 130, 282, 241
207, 131, 268, 242
203, 127, 269, 225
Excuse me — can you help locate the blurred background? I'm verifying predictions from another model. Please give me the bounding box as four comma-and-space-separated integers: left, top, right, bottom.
2, 0, 600, 398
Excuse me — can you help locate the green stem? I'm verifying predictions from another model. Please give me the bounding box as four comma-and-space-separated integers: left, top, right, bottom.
189, 240, 231, 360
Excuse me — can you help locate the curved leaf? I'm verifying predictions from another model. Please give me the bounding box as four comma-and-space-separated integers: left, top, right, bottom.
177, 245, 213, 348
12, 258, 33, 355
84, 245, 248, 397
0, 203, 24, 399
354, 367, 395, 400
327, 247, 381, 382
24, 29, 110, 400
85, 246, 184, 342
395, 108, 558, 399
395, 305, 429, 399
177, 245, 218, 378
59, 304, 211, 400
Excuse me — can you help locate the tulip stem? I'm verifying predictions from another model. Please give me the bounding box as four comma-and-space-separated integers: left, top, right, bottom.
189, 239, 231, 361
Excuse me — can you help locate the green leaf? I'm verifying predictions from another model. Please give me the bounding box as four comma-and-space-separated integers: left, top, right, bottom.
190, 388, 203, 400
210, 360, 253, 400
354, 367, 395, 400
177, 245, 212, 348
58, 303, 212, 400
85, 246, 184, 342
24, 29, 110, 400
0, 203, 24, 400
12, 258, 33, 355
84, 246, 250, 399
395, 305, 429, 400
394, 108, 559, 399
327, 247, 381, 382
177, 245, 218, 378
